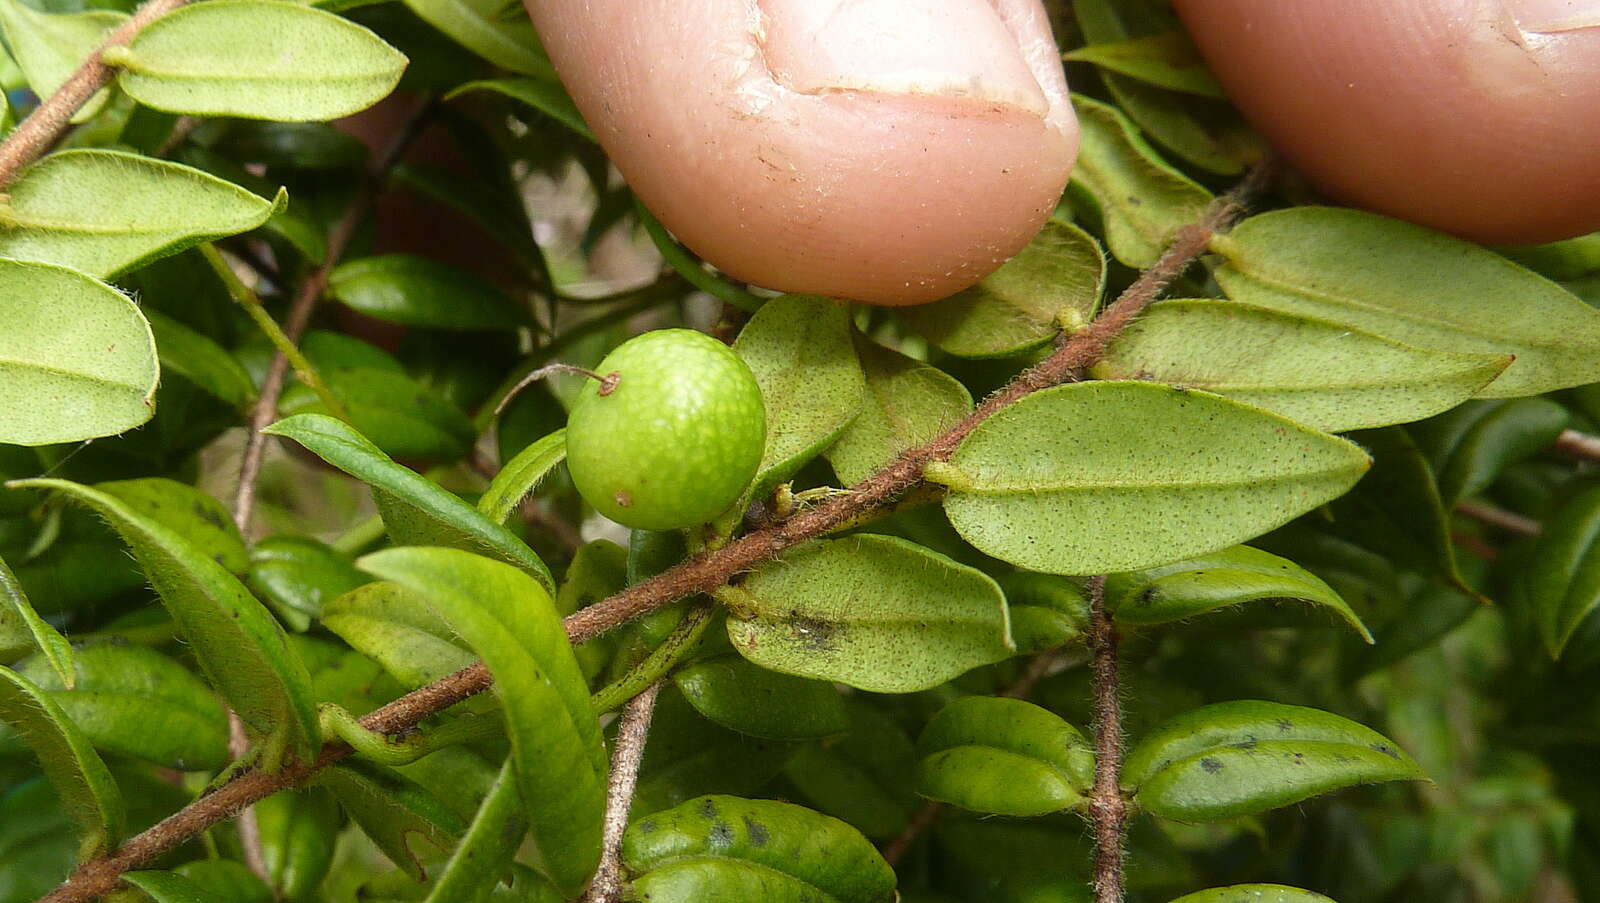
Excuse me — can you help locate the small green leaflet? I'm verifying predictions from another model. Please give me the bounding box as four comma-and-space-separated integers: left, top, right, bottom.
916, 697, 1094, 816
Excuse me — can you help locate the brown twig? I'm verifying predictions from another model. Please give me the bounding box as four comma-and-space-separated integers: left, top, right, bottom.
582, 681, 662, 903
39, 160, 1275, 903
231, 95, 436, 534
1456, 500, 1542, 537
0, 0, 191, 188
225, 713, 270, 885
1552, 429, 1600, 464
1085, 576, 1125, 903
880, 800, 942, 869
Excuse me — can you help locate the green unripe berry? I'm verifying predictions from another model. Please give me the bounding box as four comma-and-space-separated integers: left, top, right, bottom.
565, 329, 766, 531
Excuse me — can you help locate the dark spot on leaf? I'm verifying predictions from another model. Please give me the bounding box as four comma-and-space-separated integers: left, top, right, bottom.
708, 821, 734, 849
637, 819, 658, 835
1371, 743, 1400, 759
743, 816, 769, 847
1229, 739, 1257, 751
787, 612, 838, 652
1275, 719, 1293, 732
1137, 587, 1160, 608
615, 490, 633, 508
194, 503, 227, 530
698, 798, 718, 819
1200, 757, 1224, 774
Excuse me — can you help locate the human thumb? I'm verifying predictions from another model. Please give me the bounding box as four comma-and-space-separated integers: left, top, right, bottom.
524, 0, 1079, 305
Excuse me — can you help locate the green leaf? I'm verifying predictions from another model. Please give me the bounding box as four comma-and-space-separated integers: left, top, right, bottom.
734, 295, 865, 502
0, 259, 158, 446
0, 150, 281, 278
5, 642, 228, 771
1103, 545, 1371, 641
447, 76, 592, 141
897, 220, 1106, 358
478, 428, 566, 527
248, 536, 368, 632
781, 698, 919, 840
124, 870, 233, 903
0, 666, 123, 859
0, 0, 122, 122
999, 572, 1090, 654
357, 547, 606, 895
319, 761, 464, 882
94, 477, 248, 575
1210, 207, 1600, 398
266, 414, 553, 592
1065, 33, 1226, 98
171, 860, 272, 903
622, 795, 896, 903
1166, 886, 1336, 903
145, 309, 256, 410
1527, 482, 1600, 657
916, 696, 1094, 816
825, 336, 972, 486
244, 788, 342, 902
725, 534, 1012, 693
1070, 93, 1212, 267
933, 382, 1371, 574
1122, 700, 1424, 821
328, 255, 528, 330
280, 366, 476, 462
1091, 300, 1511, 433
7, 479, 319, 768
422, 757, 525, 903
321, 582, 476, 689
400, 0, 552, 77
673, 655, 849, 741
1416, 399, 1571, 509
106, 0, 406, 121
0, 555, 73, 685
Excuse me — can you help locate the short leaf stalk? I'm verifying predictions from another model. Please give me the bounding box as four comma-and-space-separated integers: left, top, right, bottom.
1086, 576, 1127, 903
584, 681, 663, 903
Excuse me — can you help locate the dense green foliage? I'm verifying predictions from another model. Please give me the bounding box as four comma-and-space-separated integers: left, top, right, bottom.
1, 1, 1599, 902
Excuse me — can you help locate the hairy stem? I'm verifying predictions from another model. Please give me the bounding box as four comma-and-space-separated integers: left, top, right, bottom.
1553, 428, 1600, 464
231, 95, 435, 534
0, 0, 190, 187
583, 681, 662, 903
38, 160, 1275, 903
1086, 577, 1126, 903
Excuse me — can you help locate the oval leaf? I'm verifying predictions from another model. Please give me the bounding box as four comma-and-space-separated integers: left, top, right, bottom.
6, 642, 229, 772
916, 696, 1094, 816
145, 309, 257, 410
478, 428, 566, 526
673, 655, 849, 741
1166, 886, 1337, 903
357, 547, 606, 895
1211, 207, 1600, 398
279, 367, 475, 462
935, 381, 1371, 575
1123, 700, 1424, 821
726, 534, 1012, 693
328, 255, 527, 330
7, 479, 319, 768
248, 536, 368, 632
109, 0, 406, 121
321, 582, 476, 689
0, 554, 74, 685
0, 259, 158, 446
1527, 482, 1600, 657
266, 414, 553, 592
1092, 300, 1511, 433
623, 795, 896, 903
1419, 398, 1570, 509
1065, 32, 1226, 98
734, 295, 866, 503
447, 76, 592, 141
124, 870, 232, 903
319, 760, 464, 882
898, 220, 1106, 358
1103, 545, 1371, 641
400, 0, 552, 77
0, 666, 123, 859
1070, 93, 1212, 267
999, 571, 1090, 654
0, 150, 280, 278
825, 335, 972, 486
94, 477, 249, 575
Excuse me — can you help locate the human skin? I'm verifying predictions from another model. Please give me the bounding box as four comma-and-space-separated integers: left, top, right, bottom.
523, 0, 1079, 305
1173, 0, 1600, 246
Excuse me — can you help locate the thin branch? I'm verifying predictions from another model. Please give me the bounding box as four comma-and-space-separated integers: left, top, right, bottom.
0, 0, 191, 187
226, 712, 270, 886
582, 681, 662, 903
1085, 576, 1125, 903
881, 800, 942, 869
1552, 429, 1600, 464
38, 159, 1276, 903
231, 95, 435, 534
1456, 500, 1542, 537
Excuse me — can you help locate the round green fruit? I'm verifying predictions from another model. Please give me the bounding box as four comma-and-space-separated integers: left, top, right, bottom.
565, 329, 766, 531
